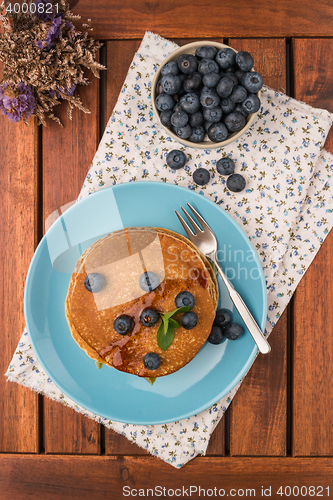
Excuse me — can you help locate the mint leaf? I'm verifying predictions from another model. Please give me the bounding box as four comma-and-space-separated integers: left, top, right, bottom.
161, 314, 169, 335
169, 318, 180, 328
157, 323, 175, 351
144, 377, 156, 385
163, 306, 190, 321
156, 306, 189, 351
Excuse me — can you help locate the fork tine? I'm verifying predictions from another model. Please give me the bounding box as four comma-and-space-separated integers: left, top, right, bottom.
186, 203, 210, 231
174, 210, 195, 238
181, 206, 203, 234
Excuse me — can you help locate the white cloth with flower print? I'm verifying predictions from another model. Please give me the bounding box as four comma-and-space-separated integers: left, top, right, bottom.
6, 31, 333, 468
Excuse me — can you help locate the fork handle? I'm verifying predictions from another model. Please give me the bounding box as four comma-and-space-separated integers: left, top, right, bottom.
213, 260, 271, 354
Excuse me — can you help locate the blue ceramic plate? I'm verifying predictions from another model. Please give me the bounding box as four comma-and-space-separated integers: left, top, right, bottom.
24, 181, 267, 424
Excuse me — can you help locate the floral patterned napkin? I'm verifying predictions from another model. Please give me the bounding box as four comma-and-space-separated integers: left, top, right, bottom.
6, 32, 333, 468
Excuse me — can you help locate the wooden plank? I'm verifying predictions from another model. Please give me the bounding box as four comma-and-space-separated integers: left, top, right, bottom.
227, 38, 288, 456
0, 64, 39, 452
71, 0, 333, 40
1, 455, 333, 499
42, 64, 101, 453
292, 38, 333, 456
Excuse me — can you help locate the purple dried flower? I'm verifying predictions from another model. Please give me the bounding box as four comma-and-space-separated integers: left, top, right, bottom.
49, 83, 76, 99
0, 83, 35, 122
36, 16, 62, 50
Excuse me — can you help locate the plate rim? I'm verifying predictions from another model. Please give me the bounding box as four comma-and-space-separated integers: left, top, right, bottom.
24, 181, 267, 424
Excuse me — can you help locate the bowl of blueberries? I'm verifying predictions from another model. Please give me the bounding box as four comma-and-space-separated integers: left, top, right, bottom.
152, 41, 263, 149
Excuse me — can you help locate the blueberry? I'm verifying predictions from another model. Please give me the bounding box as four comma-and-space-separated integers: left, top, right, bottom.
155, 93, 175, 112
171, 110, 189, 128
195, 45, 218, 60
174, 124, 192, 140
183, 72, 202, 93
204, 121, 213, 132
114, 315, 133, 335
189, 126, 205, 143
227, 173, 246, 192
161, 74, 182, 95
166, 150, 186, 169
180, 93, 201, 114
203, 106, 222, 123
226, 72, 238, 87
202, 72, 221, 88
207, 122, 228, 142
216, 76, 234, 98
143, 352, 161, 370
140, 308, 159, 327
177, 53, 198, 74
175, 291, 195, 310
235, 51, 254, 72
200, 89, 220, 109
181, 311, 198, 329
242, 94, 261, 113
220, 97, 235, 114
214, 308, 232, 327
189, 111, 204, 127
235, 69, 245, 82
224, 111, 246, 132
155, 80, 164, 96
84, 273, 105, 293
216, 157, 235, 175
139, 271, 160, 292
161, 61, 179, 76
241, 72, 263, 93
207, 325, 224, 345
160, 109, 173, 128
173, 102, 183, 114
234, 103, 249, 117
193, 167, 210, 186
215, 48, 236, 69
229, 86, 247, 103
223, 323, 244, 340
198, 58, 219, 75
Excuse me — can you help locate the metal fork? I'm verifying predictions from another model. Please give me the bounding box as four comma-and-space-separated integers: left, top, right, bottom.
175, 203, 271, 354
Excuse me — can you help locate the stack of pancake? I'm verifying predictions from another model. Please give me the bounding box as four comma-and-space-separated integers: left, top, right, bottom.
65, 227, 218, 378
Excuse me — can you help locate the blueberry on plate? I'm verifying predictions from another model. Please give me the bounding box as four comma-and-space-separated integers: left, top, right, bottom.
202, 71, 221, 88
214, 308, 232, 327
215, 47, 236, 69
161, 61, 179, 76
183, 72, 203, 93
207, 122, 228, 142
176, 53, 198, 74
203, 106, 222, 123
166, 150, 186, 169
198, 58, 219, 75
181, 311, 198, 329
140, 308, 159, 327
229, 85, 247, 103
139, 271, 160, 292
207, 325, 224, 345
143, 352, 161, 370
216, 76, 234, 98
189, 125, 205, 143
200, 89, 220, 109
155, 93, 175, 112
224, 323, 244, 340
161, 74, 182, 95
160, 109, 173, 128
175, 291, 195, 310
227, 173, 246, 192
84, 273, 105, 293
220, 97, 235, 114
189, 111, 204, 127
241, 72, 263, 93
195, 45, 218, 60
216, 157, 235, 176
174, 124, 192, 139
242, 94, 261, 114
224, 111, 246, 132
235, 51, 254, 72
180, 93, 201, 114
171, 110, 189, 128
114, 315, 134, 335
193, 167, 210, 186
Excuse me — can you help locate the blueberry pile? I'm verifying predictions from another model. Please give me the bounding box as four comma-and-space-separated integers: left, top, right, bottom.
207, 308, 244, 344
155, 46, 263, 144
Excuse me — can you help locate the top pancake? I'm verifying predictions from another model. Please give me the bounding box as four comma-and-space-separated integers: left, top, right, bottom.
65, 227, 218, 377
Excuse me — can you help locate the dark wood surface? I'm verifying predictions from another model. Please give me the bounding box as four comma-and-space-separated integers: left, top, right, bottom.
1, 2, 333, 496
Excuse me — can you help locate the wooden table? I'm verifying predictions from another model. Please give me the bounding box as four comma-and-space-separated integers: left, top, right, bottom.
1, 1, 333, 497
